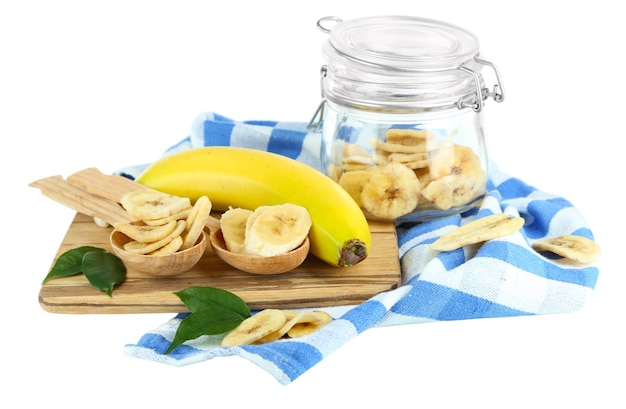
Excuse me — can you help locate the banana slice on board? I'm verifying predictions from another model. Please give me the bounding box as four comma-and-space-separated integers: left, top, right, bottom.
244, 204, 312, 257
221, 309, 287, 347
431, 213, 525, 252
532, 235, 601, 264
220, 207, 254, 254
120, 188, 191, 220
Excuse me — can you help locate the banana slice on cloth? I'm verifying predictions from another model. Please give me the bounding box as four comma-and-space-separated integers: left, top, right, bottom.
221, 309, 287, 347
286, 311, 333, 338
254, 310, 313, 344
431, 213, 525, 252
244, 204, 312, 257
532, 235, 601, 264
220, 207, 254, 254
121, 188, 192, 220
221, 309, 334, 346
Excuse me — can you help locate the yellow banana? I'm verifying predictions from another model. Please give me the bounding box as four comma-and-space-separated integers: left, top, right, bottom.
135, 147, 372, 267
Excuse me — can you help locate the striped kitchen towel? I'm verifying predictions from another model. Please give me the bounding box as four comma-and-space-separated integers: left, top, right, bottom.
122, 112, 600, 385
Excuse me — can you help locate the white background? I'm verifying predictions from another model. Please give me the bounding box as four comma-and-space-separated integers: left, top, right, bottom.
2, 1, 623, 407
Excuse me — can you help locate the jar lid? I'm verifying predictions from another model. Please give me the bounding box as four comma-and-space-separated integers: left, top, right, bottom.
325, 15, 480, 71
318, 16, 504, 111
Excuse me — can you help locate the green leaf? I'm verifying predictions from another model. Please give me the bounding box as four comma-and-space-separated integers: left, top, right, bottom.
164, 308, 246, 354
174, 286, 251, 318
42, 246, 106, 284
82, 251, 127, 297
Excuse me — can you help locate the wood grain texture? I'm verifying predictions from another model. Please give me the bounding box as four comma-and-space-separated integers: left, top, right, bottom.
39, 213, 401, 314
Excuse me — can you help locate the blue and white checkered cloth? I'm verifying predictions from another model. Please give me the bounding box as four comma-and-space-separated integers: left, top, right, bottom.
122, 112, 600, 385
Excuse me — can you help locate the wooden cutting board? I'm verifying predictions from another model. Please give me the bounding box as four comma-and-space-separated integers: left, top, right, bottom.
39, 212, 401, 314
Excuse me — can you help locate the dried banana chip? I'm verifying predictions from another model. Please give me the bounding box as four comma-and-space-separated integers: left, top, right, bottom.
149, 235, 183, 255
254, 310, 320, 344
113, 219, 178, 243
142, 207, 193, 226
123, 220, 186, 255
121, 188, 191, 220
360, 161, 420, 220
220, 207, 254, 254
221, 309, 287, 347
532, 235, 601, 264
181, 195, 212, 250
431, 213, 524, 252
244, 204, 312, 257
286, 311, 333, 338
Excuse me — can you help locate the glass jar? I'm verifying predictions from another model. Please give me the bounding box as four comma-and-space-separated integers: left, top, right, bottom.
310, 16, 505, 222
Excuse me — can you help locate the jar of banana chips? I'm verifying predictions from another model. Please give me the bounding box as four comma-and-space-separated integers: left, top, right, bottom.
310, 16, 505, 222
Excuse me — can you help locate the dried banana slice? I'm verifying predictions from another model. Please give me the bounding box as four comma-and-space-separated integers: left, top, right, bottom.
360, 161, 421, 220
220, 207, 254, 254
385, 128, 434, 144
181, 195, 212, 250
142, 207, 193, 226
286, 311, 333, 338
429, 144, 483, 179
149, 235, 183, 255
113, 219, 177, 243
338, 170, 371, 207
421, 173, 486, 211
244, 204, 312, 257
254, 310, 318, 344
532, 235, 601, 264
431, 213, 525, 252
121, 188, 191, 220
123, 219, 186, 254
221, 309, 287, 347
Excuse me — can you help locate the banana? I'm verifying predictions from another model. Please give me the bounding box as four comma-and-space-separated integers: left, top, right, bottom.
532, 235, 601, 264
244, 203, 311, 257
135, 147, 372, 267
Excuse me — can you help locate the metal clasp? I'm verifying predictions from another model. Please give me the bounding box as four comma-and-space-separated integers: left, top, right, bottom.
316, 16, 342, 33
307, 65, 328, 131
457, 57, 506, 112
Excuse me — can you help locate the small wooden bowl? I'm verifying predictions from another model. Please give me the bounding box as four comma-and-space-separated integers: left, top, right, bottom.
110, 230, 206, 276
209, 228, 309, 274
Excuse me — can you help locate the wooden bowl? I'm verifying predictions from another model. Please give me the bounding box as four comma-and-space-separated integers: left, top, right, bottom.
110, 230, 206, 276
209, 228, 309, 274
